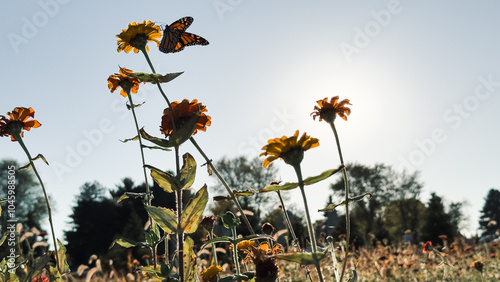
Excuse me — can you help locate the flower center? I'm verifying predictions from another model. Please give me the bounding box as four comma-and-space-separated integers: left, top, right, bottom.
281, 147, 304, 166
130, 33, 148, 50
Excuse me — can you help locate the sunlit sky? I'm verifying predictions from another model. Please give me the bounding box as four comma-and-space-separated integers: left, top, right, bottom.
1, 1, 499, 243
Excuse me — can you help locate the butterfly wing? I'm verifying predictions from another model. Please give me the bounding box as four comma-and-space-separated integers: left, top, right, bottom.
159, 17, 209, 53
159, 17, 194, 53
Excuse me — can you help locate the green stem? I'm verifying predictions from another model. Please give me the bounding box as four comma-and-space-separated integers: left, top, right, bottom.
189, 137, 255, 235
141, 49, 173, 110
175, 145, 184, 281
276, 191, 313, 282
15, 134, 60, 274
329, 121, 350, 281
231, 226, 241, 276
292, 164, 324, 282
126, 93, 155, 268
141, 48, 156, 74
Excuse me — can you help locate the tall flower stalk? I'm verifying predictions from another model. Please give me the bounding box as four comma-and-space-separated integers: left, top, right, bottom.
260, 130, 324, 281
0, 107, 61, 273
311, 96, 352, 281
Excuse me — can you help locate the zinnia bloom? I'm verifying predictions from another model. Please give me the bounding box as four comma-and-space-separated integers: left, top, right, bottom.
160, 99, 211, 137
116, 20, 162, 53
200, 265, 222, 282
0, 107, 41, 141
423, 241, 433, 252
311, 96, 352, 122
260, 130, 319, 168
241, 242, 283, 282
107, 67, 142, 97
31, 275, 49, 282
237, 240, 256, 251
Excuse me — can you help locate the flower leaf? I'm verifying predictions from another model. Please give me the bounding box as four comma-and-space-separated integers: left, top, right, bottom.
318, 193, 372, 212
57, 239, 70, 274
302, 166, 343, 186
119, 135, 139, 143
261, 182, 299, 192
139, 128, 174, 148
145, 164, 180, 193
127, 72, 184, 84
32, 154, 49, 165
126, 101, 146, 110
180, 185, 208, 234
26, 253, 51, 281
146, 206, 178, 234
141, 145, 172, 151
200, 236, 233, 249
183, 236, 197, 282
117, 193, 129, 203
233, 189, 256, 197
274, 252, 326, 265
168, 113, 200, 147
179, 153, 196, 189
110, 238, 141, 249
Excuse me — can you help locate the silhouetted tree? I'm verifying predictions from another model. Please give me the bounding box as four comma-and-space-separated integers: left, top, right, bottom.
479, 188, 500, 236
421, 193, 455, 243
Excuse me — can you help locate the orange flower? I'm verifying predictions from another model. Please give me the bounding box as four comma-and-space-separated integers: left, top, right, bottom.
0, 107, 41, 141
438, 234, 448, 239
311, 96, 352, 122
260, 130, 319, 168
31, 275, 49, 282
116, 20, 162, 53
237, 240, 255, 251
107, 67, 142, 97
423, 241, 433, 252
200, 264, 222, 282
160, 99, 211, 137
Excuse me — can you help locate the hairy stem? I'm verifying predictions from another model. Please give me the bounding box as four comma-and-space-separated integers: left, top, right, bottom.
329, 121, 350, 281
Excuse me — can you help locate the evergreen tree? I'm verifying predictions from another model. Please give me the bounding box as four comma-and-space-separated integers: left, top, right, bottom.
420, 193, 455, 243
479, 188, 500, 236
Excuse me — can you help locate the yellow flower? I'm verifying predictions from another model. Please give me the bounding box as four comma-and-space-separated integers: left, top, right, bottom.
117, 20, 162, 53
471, 260, 483, 272
107, 67, 142, 97
241, 242, 284, 282
0, 107, 41, 141
260, 130, 319, 168
160, 99, 211, 137
237, 240, 256, 251
200, 265, 222, 281
311, 96, 352, 122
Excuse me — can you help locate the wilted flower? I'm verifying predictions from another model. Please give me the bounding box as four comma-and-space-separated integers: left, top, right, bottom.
0, 107, 41, 141
200, 216, 216, 231
241, 242, 284, 282
261, 222, 275, 235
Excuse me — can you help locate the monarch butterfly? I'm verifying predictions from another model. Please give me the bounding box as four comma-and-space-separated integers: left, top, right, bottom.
159, 17, 209, 53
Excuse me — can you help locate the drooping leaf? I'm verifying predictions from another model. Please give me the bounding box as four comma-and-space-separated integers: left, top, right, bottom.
32, 154, 49, 165
146, 206, 177, 234
213, 195, 231, 202
139, 128, 173, 148
25, 254, 51, 281
168, 113, 200, 147
179, 153, 196, 189
183, 236, 197, 282
302, 166, 343, 186
180, 185, 208, 234
127, 71, 184, 84
18, 163, 32, 171
126, 101, 146, 110
274, 252, 326, 265
141, 145, 172, 151
119, 135, 139, 143
140, 266, 165, 282
146, 164, 180, 193
117, 193, 130, 203
318, 193, 372, 212
200, 236, 233, 249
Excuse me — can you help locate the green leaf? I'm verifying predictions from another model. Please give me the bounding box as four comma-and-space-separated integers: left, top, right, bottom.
141, 145, 172, 151
302, 166, 343, 186
127, 71, 184, 84
0, 232, 6, 247
274, 252, 326, 265
117, 193, 129, 203
318, 193, 372, 212
126, 101, 145, 110
260, 182, 298, 192
180, 185, 208, 234
110, 238, 147, 249
146, 206, 178, 234
221, 211, 240, 229
18, 163, 31, 171
32, 154, 49, 165
261, 166, 343, 192
119, 135, 139, 143
168, 113, 200, 147
140, 266, 165, 281
26, 254, 51, 281
139, 128, 173, 148
57, 239, 70, 274
233, 189, 256, 197
146, 165, 180, 193
179, 153, 196, 189
183, 236, 196, 282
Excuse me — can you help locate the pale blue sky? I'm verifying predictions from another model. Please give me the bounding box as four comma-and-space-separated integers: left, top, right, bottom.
1, 1, 499, 242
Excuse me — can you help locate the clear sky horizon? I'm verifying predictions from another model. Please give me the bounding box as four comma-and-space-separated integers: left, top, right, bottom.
1, 0, 499, 244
